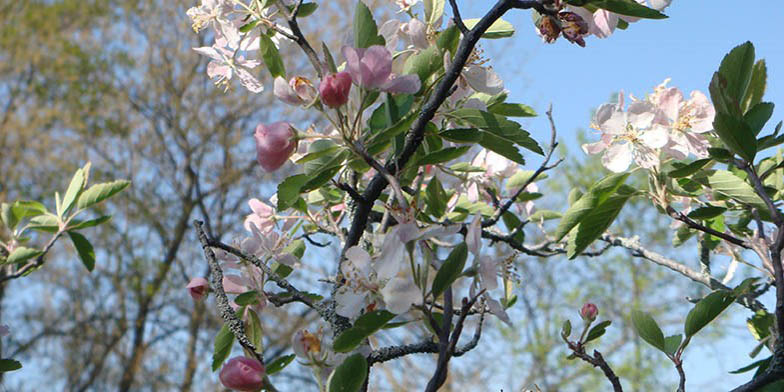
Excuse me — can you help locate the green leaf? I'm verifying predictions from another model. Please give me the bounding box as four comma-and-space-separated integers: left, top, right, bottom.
684, 290, 735, 337
246, 308, 263, 349
664, 334, 683, 356
61, 163, 89, 217
424, 0, 445, 27
11, 200, 47, 221
744, 102, 774, 136
212, 323, 235, 371
1, 203, 17, 230
26, 213, 59, 233
631, 310, 665, 352
0, 359, 22, 372
463, 18, 515, 38
259, 33, 285, 78
585, 320, 611, 344
333, 310, 396, 353
554, 173, 630, 241
402, 46, 443, 91
478, 132, 525, 165
266, 354, 296, 375
290, 2, 318, 17
501, 212, 525, 243
353, 1, 384, 49
297, 144, 342, 165
747, 310, 774, 341
235, 290, 260, 306
718, 41, 755, 108
431, 243, 468, 298
730, 357, 770, 374
566, 186, 634, 259
488, 103, 537, 117
323, 42, 338, 73
694, 170, 769, 213
4, 247, 42, 265
743, 59, 767, 112
277, 174, 310, 211
436, 25, 460, 55
68, 231, 95, 272
667, 159, 712, 178
561, 319, 572, 339
687, 206, 727, 220
417, 146, 470, 165
591, 0, 667, 19
367, 116, 416, 155
713, 112, 757, 161
76, 180, 131, 210
282, 239, 306, 259
439, 128, 482, 143
239, 20, 258, 33
327, 353, 368, 392
67, 215, 112, 231
528, 209, 562, 222
452, 109, 543, 155
425, 176, 447, 218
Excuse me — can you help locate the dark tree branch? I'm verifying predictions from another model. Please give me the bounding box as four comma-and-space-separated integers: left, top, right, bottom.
448, 0, 469, 35
666, 206, 750, 249
274, 0, 324, 78
568, 347, 623, 392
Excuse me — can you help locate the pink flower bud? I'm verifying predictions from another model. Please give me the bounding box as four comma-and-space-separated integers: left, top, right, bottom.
580, 303, 598, 322
219, 356, 265, 392
186, 277, 209, 301
254, 122, 297, 172
319, 72, 352, 108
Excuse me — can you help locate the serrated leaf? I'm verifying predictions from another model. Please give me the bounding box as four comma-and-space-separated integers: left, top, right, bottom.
591, 0, 667, 19
61, 164, 89, 217
68, 231, 95, 272
463, 18, 515, 38
687, 206, 727, 220
713, 112, 756, 161
417, 146, 470, 165
744, 102, 774, 136
695, 170, 769, 213
76, 180, 131, 210
585, 320, 611, 344
743, 59, 767, 112
353, 1, 384, 49
664, 334, 682, 356
212, 324, 234, 371
4, 247, 42, 265
566, 186, 633, 259
554, 173, 630, 241
67, 215, 112, 231
424, 0, 445, 27
431, 243, 467, 298
488, 103, 537, 117
684, 290, 735, 337
528, 209, 561, 222
0, 359, 22, 372
333, 310, 395, 353
718, 41, 755, 108
259, 33, 285, 78
452, 108, 543, 155
277, 174, 309, 211
631, 310, 665, 352
478, 132, 525, 165
667, 159, 712, 178
402, 46, 443, 91
266, 354, 295, 375
439, 128, 482, 143
327, 353, 368, 392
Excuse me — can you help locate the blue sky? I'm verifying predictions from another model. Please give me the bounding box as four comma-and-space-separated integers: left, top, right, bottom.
459, 1, 782, 389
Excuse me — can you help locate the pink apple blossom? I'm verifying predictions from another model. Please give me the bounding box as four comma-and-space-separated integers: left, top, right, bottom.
319, 72, 352, 108
243, 198, 275, 234
580, 303, 599, 322
443, 52, 504, 95
650, 79, 715, 159
274, 76, 317, 106
187, 0, 239, 47
186, 277, 209, 301
342, 45, 421, 94
254, 122, 297, 172
219, 356, 265, 392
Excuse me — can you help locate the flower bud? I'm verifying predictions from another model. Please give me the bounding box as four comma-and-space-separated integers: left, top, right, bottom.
219, 356, 265, 392
274, 76, 317, 106
535, 14, 561, 44
292, 329, 322, 359
559, 12, 589, 47
186, 277, 209, 301
319, 72, 352, 108
254, 122, 297, 172
580, 303, 598, 322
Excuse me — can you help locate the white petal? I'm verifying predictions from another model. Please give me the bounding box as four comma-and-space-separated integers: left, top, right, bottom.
602, 143, 633, 172
335, 289, 367, 319
639, 125, 668, 148
486, 297, 512, 326
463, 65, 504, 95
478, 256, 498, 291
380, 277, 420, 314
235, 67, 264, 93
466, 215, 482, 257
344, 247, 372, 276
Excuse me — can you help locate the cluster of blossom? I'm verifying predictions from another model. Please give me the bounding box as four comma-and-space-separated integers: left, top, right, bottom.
535, 0, 672, 47
582, 79, 715, 173
188, 0, 296, 93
